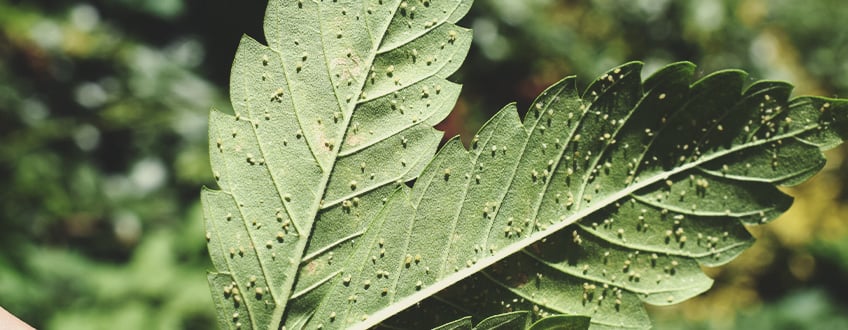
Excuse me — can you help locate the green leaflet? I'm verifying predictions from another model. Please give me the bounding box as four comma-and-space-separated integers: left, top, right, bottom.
433, 311, 531, 330
529, 315, 592, 330
203, 0, 472, 329
375, 62, 846, 329
203, 1, 848, 329
432, 312, 590, 330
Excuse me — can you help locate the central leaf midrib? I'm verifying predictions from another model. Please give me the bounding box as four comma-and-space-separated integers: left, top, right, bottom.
282, 0, 460, 326
300, 0, 400, 259
244, 2, 409, 327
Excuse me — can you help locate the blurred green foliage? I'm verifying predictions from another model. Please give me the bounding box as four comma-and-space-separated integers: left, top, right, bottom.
0, 0, 846, 329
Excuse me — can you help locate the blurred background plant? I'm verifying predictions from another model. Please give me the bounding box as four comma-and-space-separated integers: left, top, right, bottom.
1, 0, 846, 329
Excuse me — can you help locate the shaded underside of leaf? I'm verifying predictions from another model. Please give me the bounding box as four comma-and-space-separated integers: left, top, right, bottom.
370, 62, 847, 329
529, 315, 592, 330
433, 311, 532, 330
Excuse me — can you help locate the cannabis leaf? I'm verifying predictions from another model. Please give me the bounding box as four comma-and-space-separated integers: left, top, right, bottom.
374, 62, 847, 329
375, 61, 846, 329
203, 0, 472, 328
203, 1, 848, 329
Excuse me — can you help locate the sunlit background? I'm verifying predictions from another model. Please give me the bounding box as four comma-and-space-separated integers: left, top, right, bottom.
1, 0, 847, 329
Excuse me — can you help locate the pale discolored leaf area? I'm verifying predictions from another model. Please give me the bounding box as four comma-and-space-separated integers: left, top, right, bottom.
203, 1, 848, 329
